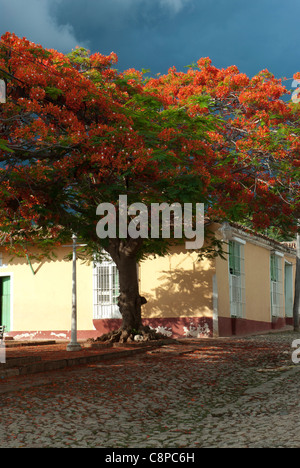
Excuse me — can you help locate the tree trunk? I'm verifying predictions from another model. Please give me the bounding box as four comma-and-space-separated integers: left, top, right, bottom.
117, 252, 142, 331
93, 238, 162, 343
293, 232, 300, 332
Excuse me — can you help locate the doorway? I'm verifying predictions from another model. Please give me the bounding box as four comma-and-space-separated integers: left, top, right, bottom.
0, 276, 11, 331
284, 262, 293, 319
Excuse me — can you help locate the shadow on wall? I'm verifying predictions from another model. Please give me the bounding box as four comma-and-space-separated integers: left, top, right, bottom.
142, 260, 214, 320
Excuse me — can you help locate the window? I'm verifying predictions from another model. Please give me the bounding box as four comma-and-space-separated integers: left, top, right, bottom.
270, 253, 284, 317
228, 240, 245, 318
93, 258, 122, 319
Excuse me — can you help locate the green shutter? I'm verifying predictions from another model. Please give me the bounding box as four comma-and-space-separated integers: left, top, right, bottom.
270, 255, 277, 282
229, 241, 234, 272
1, 277, 11, 331
229, 241, 241, 276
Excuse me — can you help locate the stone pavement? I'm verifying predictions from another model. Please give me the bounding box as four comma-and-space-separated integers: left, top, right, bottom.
0, 331, 300, 448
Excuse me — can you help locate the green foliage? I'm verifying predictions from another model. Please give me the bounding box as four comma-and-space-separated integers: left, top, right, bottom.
45, 86, 64, 100
0, 139, 14, 153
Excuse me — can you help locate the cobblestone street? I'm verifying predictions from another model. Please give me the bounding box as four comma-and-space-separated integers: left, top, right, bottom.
1, 332, 300, 449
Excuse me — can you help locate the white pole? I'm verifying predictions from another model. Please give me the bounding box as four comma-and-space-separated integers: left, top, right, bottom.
66, 234, 82, 351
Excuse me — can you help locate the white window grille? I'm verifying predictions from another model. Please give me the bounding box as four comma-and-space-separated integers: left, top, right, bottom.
270, 253, 284, 318
93, 257, 122, 319
228, 240, 245, 318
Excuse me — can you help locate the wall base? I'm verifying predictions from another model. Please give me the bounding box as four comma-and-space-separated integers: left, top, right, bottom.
7, 316, 290, 341
6, 317, 213, 341
5, 330, 99, 341
93, 317, 213, 339
218, 316, 288, 337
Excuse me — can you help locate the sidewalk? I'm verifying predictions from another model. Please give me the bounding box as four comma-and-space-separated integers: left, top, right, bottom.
0, 327, 296, 380
0, 337, 199, 380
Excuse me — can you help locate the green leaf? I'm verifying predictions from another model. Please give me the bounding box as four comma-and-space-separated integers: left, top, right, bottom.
0, 139, 14, 153
45, 86, 64, 100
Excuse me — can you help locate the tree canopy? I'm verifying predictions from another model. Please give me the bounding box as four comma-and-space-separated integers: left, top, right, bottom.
0, 32, 299, 338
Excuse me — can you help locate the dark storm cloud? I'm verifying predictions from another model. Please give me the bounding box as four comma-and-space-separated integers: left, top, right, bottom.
1, 0, 300, 84
49, 0, 196, 73
49, 0, 300, 81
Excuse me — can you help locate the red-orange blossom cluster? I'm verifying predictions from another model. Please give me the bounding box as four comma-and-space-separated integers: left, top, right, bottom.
0, 33, 299, 257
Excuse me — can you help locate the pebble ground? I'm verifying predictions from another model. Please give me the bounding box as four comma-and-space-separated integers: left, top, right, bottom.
1, 332, 300, 448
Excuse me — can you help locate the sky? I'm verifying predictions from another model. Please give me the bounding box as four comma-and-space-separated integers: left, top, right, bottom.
0, 0, 300, 90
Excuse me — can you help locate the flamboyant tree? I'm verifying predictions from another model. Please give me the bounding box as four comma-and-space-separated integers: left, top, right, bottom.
0, 33, 221, 340
0, 33, 298, 341
154, 59, 300, 330
257, 91, 300, 330
145, 59, 299, 230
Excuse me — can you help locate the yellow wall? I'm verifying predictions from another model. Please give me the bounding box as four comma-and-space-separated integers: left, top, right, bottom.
140, 244, 215, 319
215, 248, 230, 319
1, 243, 216, 333
244, 242, 271, 322
0, 248, 94, 332
0, 231, 296, 333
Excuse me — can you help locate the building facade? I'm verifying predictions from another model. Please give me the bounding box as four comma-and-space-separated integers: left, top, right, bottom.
0, 223, 296, 340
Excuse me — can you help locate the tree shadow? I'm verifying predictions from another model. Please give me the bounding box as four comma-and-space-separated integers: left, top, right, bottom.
141, 250, 214, 337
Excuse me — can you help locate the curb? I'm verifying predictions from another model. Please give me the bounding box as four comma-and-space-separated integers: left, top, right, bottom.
0, 339, 176, 379
4, 340, 56, 348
